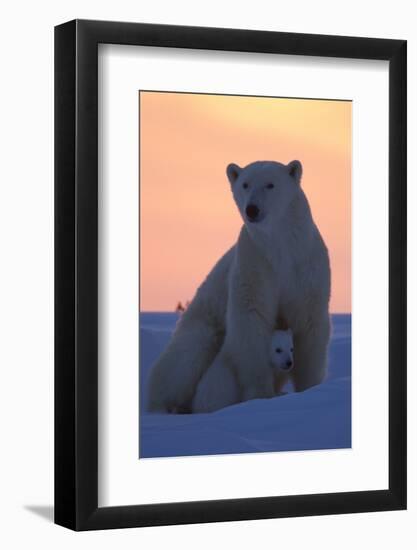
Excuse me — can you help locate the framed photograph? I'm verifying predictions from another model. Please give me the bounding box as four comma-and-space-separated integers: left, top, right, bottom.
55, 19, 406, 530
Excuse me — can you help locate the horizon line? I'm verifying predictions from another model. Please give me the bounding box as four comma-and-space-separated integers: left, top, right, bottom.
139, 310, 352, 315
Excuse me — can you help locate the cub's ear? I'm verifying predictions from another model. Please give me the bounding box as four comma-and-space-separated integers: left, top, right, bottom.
287, 328, 293, 338
287, 160, 302, 184
226, 163, 242, 186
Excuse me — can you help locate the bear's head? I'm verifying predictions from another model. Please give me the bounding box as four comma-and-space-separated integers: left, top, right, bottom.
269, 329, 294, 372
226, 160, 303, 235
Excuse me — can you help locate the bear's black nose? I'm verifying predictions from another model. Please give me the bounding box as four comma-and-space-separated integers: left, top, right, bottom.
245, 204, 260, 221
286, 360, 293, 368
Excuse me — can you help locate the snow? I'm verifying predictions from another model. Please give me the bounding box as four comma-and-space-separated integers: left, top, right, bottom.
139, 313, 351, 458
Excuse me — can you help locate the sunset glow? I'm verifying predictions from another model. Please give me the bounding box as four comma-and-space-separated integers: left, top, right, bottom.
140, 92, 351, 313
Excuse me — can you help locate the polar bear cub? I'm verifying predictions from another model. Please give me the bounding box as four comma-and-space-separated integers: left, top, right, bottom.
269, 329, 294, 373
192, 329, 294, 413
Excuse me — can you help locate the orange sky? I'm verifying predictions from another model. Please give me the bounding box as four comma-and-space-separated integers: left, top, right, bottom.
140, 92, 351, 313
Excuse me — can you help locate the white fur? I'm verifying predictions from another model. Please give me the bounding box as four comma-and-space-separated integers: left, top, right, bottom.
269, 329, 294, 372
192, 355, 239, 414
192, 329, 294, 413
147, 160, 331, 413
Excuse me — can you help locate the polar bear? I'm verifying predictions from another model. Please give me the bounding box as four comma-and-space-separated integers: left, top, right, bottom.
192, 329, 294, 413
269, 328, 294, 396
191, 354, 239, 414
270, 329, 294, 373
147, 160, 331, 413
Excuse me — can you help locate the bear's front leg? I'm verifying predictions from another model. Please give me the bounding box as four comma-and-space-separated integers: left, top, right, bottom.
219, 307, 275, 404
192, 356, 239, 413
291, 312, 331, 392
216, 230, 277, 405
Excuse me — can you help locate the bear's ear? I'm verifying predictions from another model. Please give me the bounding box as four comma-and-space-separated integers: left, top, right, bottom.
226, 163, 242, 186
287, 160, 302, 184
287, 328, 293, 338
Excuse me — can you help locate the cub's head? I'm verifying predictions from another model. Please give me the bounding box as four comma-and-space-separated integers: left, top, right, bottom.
226, 160, 302, 232
269, 329, 294, 372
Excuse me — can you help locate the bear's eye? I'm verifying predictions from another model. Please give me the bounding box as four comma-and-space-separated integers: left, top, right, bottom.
291, 348, 294, 353
242, 182, 249, 189
266, 182, 274, 189
275, 348, 282, 353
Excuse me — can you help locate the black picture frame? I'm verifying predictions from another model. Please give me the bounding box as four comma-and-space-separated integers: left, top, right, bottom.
55, 19, 407, 531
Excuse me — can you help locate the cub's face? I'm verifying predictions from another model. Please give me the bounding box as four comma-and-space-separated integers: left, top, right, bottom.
226, 160, 302, 233
269, 329, 294, 372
